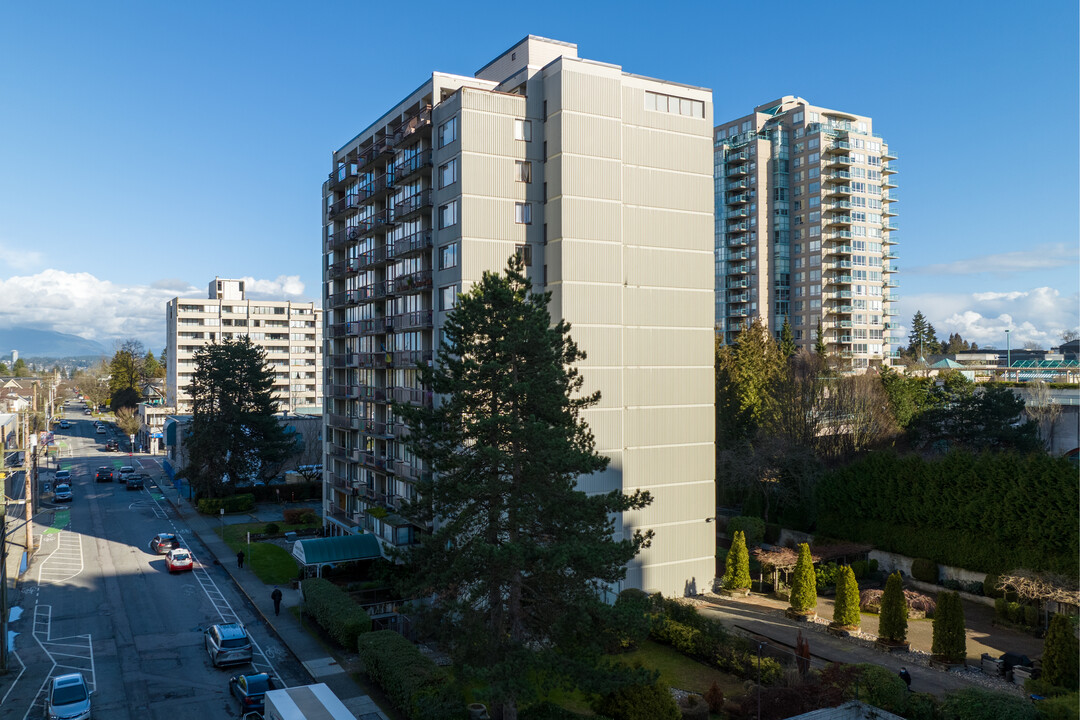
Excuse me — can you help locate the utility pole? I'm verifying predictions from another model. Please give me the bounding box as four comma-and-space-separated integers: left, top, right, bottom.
21, 411, 34, 553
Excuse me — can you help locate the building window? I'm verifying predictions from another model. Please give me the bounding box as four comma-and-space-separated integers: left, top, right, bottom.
515, 202, 532, 224
439, 201, 458, 229
439, 159, 458, 188
645, 91, 705, 119
438, 117, 458, 147
440, 243, 458, 270
440, 284, 459, 311
515, 244, 532, 266
515, 160, 532, 183
514, 119, 532, 141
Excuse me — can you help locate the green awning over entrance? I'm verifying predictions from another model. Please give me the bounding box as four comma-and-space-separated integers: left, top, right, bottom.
291, 534, 383, 567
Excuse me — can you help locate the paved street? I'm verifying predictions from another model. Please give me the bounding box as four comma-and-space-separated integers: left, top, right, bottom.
2, 407, 310, 720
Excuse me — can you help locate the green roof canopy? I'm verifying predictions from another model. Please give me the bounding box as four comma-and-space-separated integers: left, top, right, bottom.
291, 534, 382, 568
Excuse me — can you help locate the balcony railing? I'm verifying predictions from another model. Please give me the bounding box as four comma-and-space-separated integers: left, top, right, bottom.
727, 235, 750, 247
394, 461, 425, 482
393, 189, 433, 222
391, 386, 433, 407
324, 225, 361, 253
358, 138, 394, 171
827, 244, 853, 255
331, 352, 360, 368
727, 279, 749, 289
329, 384, 360, 399
392, 105, 432, 145
327, 413, 361, 430
328, 163, 358, 191
395, 309, 433, 331
330, 475, 358, 496
357, 210, 394, 236
728, 250, 750, 261
729, 263, 751, 275
727, 179, 749, 190
393, 349, 433, 367
392, 150, 433, 182
359, 173, 394, 201
727, 193, 750, 205
727, 293, 749, 304
391, 229, 433, 259
726, 163, 750, 178
327, 194, 361, 219
357, 245, 388, 271
727, 221, 750, 233
327, 507, 363, 529
727, 207, 749, 219
391, 268, 433, 295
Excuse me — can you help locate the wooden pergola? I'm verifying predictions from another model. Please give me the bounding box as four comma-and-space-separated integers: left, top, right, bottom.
751, 541, 873, 589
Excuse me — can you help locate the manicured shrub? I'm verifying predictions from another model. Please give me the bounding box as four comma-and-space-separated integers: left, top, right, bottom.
300, 578, 372, 649
938, 687, 1038, 720
728, 516, 765, 547
722, 530, 752, 591
606, 588, 652, 651
814, 562, 842, 588
264, 522, 280, 536
911, 557, 939, 584
832, 565, 861, 629
1007, 601, 1024, 624
942, 579, 961, 591
592, 678, 679, 720
877, 572, 908, 644
788, 543, 817, 614
932, 591, 966, 663
198, 493, 255, 514
982, 572, 1003, 598
356, 630, 463, 720
283, 508, 308, 525
677, 694, 708, 720
994, 597, 1008, 620
854, 664, 909, 716
1041, 613, 1080, 690
850, 560, 869, 579
1032, 693, 1080, 720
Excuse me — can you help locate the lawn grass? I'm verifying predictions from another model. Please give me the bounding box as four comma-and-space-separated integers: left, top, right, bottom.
217, 521, 317, 585
621, 639, 745, 697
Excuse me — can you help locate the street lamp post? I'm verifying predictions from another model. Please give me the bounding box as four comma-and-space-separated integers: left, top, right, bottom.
1005, 329, 1012, 382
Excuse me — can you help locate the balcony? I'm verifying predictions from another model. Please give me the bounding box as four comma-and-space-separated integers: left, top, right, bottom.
327, 413, 362, 430
825, 184, 853, 197
328, 163, 358, 191
327, 322, 352, 339
824, 170, 851, 183
828, 275, 853, 284
394, 461, 426, 482
355, 283, 389, 305
393, 105, 433, 146
729, 263, 751, 275
396, 309, 433, 331
392, 386, 433, 407
829, 230, 854, 240
830, 260, 853, 270
329, 289, 358, 307
727, 278, 749, 289
881, 192, 897, 204
826, 215, 853, 226
726, 193, 750, 205
330, 475, 359, 496
327, 194, 361, 219
883, 264, 898, 274
728, 250, 750, 261
327, 257, 359, 281
391, 229, 433, 259
882, 149, 897, 161
359, 386, 389, 403
827, 155, 854, 167
830, 200, 853, 211
359, 173, 395, 202
392, 421, 411, 440
726, 150, 750, 163
727, 221, 750, 233
727, 207, 750, 219
882, 222, 898, 232
391, 268, 433, 295
357, 317, 390, 337
329, 384, 360, 400
360, 452, 392, 473
393, 349, 433, 367
361, 420, 394, 438
326, 507, 364, 530
357, 210, 394, 237
330, 444, 361, 462
393, 150, 433, 184
826, 244, 853, 256
728, 179, 749, 191
331, 352, 360, 368
357, 245, 388, 271
825, 140, 851, 153
727, 235, 750, 247
358, 138, 395, 171
883, 206, 898, 218
324, 225, 361, 254
882, 177, 897, 189
726, 163, 750, 178
357, 351, 388, 369
393, 189, 433, 223
727, 292, 749, 304
728, 308, 750, 318
829, 290, 853, 299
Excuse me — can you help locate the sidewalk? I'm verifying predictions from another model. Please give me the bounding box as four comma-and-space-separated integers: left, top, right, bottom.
151, 472, 391, 719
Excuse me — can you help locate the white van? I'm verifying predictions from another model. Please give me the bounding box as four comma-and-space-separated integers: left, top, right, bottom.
262, 684, 353, 720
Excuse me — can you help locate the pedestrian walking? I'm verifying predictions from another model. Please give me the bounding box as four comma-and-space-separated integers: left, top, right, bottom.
271, 587, 283, 616
899, 667, 911, 690
237, 550, 245, 569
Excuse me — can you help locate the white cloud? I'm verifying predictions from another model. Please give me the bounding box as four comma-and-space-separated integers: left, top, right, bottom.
0, 242, 44, 272
908, 243, 1079, 276
901, 286, 1080, 349
0, 270, 313, 351
239, 275, 306, 299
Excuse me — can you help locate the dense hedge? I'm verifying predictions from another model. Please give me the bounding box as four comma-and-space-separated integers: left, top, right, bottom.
728, 516, 765, 547
592, 679, 679, 720
911, 558, 939, 584
197, 493, 255, 514
816, 451, 1078, 576
356, 630, 463, 720
300, 578, 371, 649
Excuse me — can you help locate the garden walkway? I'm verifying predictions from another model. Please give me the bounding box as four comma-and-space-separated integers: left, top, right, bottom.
695, 591, 1044, 699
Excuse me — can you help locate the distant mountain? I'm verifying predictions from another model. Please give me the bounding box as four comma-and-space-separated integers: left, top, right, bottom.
0, 327, 107, 358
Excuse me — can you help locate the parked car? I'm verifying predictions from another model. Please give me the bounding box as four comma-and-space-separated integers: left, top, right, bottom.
58, 420, 70, 429
46, 673, 92, 720
229, 672, 278, 714
94, 467, 113, 482
55, 470, 71, 483
165, 548, 194, 573
150, 532, 180, 554
53, 484, 73, 503
126, 474, 146, 490
105, 439, 119, 452
205, 623, 253, 668
95, 426, 106, 435
83, 408, 92, 415
118, 465, 135, 482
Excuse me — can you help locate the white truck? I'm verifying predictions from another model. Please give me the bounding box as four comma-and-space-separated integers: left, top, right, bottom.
260, 684, 354, 720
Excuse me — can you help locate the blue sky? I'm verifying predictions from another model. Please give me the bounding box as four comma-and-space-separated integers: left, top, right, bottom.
1, 0, 1077, 353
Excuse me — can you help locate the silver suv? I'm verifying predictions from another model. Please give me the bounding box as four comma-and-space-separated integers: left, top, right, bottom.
205, 622, 253, 668
46, 672, 92, 720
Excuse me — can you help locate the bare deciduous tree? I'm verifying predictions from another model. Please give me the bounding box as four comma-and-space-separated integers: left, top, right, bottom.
1025, 381, 1062, 453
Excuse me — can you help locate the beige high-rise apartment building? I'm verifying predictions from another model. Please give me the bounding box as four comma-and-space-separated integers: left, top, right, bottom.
714, 97, 898, 370
322, 36, 716, 596
166, 278, 322, 412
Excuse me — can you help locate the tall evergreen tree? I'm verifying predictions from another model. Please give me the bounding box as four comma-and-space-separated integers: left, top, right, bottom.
832, 565, 861, 629
814, 321, 828, 358
908, 311, 930, 356
179, 337, 295, 497
789, 543, 817, 615
931, 591, 966, 663
1041, 613, 1080, 690
394, 256, 654, 720
723, 530, 751, 591
142, 349, 164, 380
779, 318, 796, 360
877, 572, 909, 644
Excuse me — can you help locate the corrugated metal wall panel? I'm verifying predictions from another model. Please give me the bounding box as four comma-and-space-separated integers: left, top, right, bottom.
624, 405, 714, 447
567, 325, 623, 367
623, 287, 715, 328
560, 239, 622, 283
624, 166, 712, 213
623, 125, 712, 175
622, 206, 713, 250
563, 155, 622, 201
561, 113, 622, 159
559, 197, 620, 242
623, 327, 714, 366
623, 444, 715, 487
559, 284, 623, 325
623, 368, 714, 406
624, 246, 713, 289
562, 68, 622, 119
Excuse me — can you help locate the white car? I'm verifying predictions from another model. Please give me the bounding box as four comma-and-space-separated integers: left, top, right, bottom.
165, 548, 194, 573
95, 426, 106, 434
118, 466, 135, 483
46, 673, 92, 720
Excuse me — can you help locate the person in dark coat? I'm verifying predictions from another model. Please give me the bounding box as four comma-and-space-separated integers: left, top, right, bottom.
237, 550, 245, 569
271, 587, 283, 615
899, 667, 912, 690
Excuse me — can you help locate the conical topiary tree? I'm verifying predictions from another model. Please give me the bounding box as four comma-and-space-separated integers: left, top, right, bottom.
832, 565, 861, 629
723, 530, 752, 592
789, 543, 817, 615
932, 591, 966, 663
877, 571, 909, 644
1041, 613, 1080, 690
